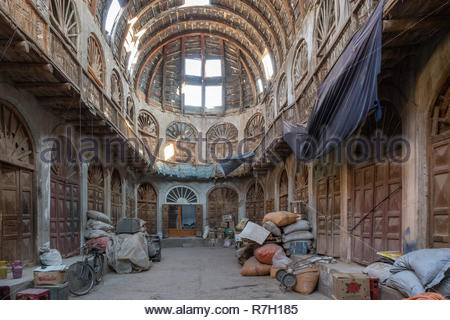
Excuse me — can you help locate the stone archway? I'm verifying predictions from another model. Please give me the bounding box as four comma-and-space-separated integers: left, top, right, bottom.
0, 100, 36, 263
138, 183, 158, 234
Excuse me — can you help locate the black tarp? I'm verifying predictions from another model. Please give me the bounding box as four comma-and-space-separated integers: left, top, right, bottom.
283, 0, 384, 160
217, 151, 254, 176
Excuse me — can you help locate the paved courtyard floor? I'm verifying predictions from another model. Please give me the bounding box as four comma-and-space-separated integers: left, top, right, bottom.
72, 247, 328, 300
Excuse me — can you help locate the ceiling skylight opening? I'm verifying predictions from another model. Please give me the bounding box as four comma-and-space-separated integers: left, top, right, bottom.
205, 59, 222, 78
164, 144, 175, 161
262, 51, 274, 80
205, 86, 223, 109
257, 79, 264, 93
185, 59, 202, 77
184, 84, 203, 107
183, 0, 210, 7
105, 0, 122, 34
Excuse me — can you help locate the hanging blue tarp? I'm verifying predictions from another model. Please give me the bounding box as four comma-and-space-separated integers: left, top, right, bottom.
283, 0, 384, 160
156, 161, 217, 179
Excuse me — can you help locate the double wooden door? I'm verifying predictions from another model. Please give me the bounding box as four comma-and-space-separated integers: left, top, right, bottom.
0, 164, 34, 263
163, 204, 203, 237
50, 174, 80, 258
351, 162, 402, 265
316, 173, 341, 258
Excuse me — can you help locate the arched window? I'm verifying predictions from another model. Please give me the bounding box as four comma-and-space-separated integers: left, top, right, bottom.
88, 34, 105, 86
244, 113, 265, 152
165, 122, 198, 163
126, 97, 135, 121
207, 187, 239, 227
278, 74, 287, 110
246, 182, 265, 224
166, 186, 198, 204
138, 110, 159, 152
50, 0, 79, 48
206, 123, 238, 162
293, 40, 308, 88
111, 70, 123, 109
316, 0, 336, 52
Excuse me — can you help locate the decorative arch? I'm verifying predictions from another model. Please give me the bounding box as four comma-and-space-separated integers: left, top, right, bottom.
207, 186, 239, 227
166, 122, 198, 163
50, 0, 79, 48
138, 183, 158, 234
166, 186, 198, 204
293, 40, 308, 88
88, 163, 104, 212
126, 96, 135, 122
0, 101, 35, 169
278, 74, 288, 110
316, 0, 336, 52
246, 182, 265, 224
0, 100, 35, 263
279, 169, 289, 211
111, 169, 122, 225
206, 123, 238, 162
244, 113, 265, 152
87, 34, 106, 86
111, 69, 123, 110
138, 110, 159, 153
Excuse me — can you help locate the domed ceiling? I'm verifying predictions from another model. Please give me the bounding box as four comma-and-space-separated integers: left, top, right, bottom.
93, 0, 304, 114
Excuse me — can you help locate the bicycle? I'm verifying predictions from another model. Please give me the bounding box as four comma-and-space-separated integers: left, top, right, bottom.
67, 244, 105, 296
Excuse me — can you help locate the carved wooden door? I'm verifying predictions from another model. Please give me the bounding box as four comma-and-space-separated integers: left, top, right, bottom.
316, 173, 341, 258
430, 130, 450, 248
266, 199, 274, 213
138, 184, 158, 234
0, 165, 34, 263
111, 171, 122, 225
279, 170, 289, 211
88, 165, 104, 212
246, 182, 265, 224
50, 162, 80, 258
207, 187, 239, 228
352, 162, 402, 265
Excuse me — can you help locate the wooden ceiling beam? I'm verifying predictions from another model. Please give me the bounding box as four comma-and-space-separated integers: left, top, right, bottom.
0, 63, 53, 74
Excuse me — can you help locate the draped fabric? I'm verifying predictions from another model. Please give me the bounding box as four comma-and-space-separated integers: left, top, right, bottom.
217, 151, 254, 176
283, 0, 384, 160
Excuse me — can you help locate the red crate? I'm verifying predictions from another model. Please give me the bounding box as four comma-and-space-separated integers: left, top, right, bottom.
370, 278, 380, 300
16, 288, 50, 300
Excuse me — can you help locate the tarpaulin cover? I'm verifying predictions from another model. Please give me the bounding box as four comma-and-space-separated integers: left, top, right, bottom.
156, 161, 217, 179
283, 0, 384, 160
217, 151, 254, 176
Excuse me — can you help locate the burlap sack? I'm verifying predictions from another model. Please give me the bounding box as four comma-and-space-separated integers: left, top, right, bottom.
241, 257, 271, 276
263, 211, 299, 227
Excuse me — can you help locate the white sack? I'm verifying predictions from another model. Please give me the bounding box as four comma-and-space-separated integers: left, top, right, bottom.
386, 271, 425, 298
363, 262, 394, 284
282, 220, 311, 234
40, 249, 63, 266
87, 219, 114, 232
282, 231, 314, 243
85, 229, 114, 239
87, 210, 112, 225
263, 221, 281, 236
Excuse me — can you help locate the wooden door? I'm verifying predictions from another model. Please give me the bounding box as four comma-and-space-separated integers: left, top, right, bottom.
266, 199, 274, 213
0, 164, 34, 263
317, 173, 341, 257
430, 130, 450, 248
352, 162, 402, 265
110, 171, 122, 225
207, 187, 239, 227
279, 170, 289, 211
138, 183, 158, 234
88, 165, 104, 212
196, 205, 203, 237
50, 163, 80, 258
246, 182, 265, 224
168, 205, 197, 237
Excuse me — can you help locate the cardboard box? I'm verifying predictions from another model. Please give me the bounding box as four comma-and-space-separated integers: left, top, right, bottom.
332, 273, 370, 300
34, 266, 67, 286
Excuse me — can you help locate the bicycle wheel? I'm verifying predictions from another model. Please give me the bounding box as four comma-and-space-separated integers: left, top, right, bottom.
68, 262, 95, 296
93, 254, 105, 283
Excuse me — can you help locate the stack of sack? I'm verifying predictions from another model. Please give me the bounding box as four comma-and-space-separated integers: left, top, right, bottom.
364, 248, 450, 298
262, 211, 314, 255
85, 210, 115, 252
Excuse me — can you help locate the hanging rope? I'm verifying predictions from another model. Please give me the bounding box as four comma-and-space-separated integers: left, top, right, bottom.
0, 27, 17, 62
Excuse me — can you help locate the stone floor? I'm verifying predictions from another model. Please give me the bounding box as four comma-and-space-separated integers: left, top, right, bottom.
72, 247, 328, 300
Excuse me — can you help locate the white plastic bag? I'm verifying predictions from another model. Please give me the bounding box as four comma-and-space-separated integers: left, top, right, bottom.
40, 249, 63, 266
272, 249, 292, 268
